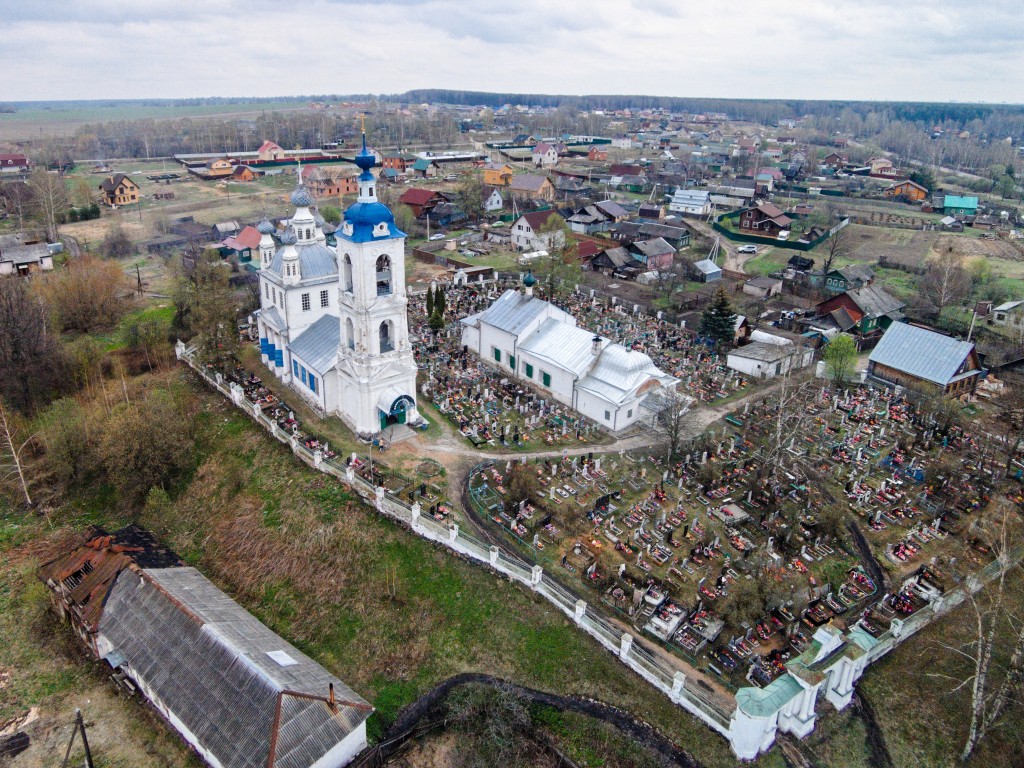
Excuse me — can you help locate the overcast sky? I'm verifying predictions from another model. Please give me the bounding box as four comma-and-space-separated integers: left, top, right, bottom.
2, 0, 1022, 103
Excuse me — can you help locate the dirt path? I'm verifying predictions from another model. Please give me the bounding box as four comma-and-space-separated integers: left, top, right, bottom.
350, 672, 708, 768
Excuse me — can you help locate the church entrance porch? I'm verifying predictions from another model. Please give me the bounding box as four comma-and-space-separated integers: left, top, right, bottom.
377, 389, 416, 431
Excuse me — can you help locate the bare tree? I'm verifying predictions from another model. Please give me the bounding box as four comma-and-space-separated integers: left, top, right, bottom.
650, 387, 694, 467
0, 180, 35, 231
28, 168, 69, 242
0, 278, 67, 413
0, 399, 37, 506
920, 249, 973, 316
819, 220, 851, 277
927, 506, 1024, 762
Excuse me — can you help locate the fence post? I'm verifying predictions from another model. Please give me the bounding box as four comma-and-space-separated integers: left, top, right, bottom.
174, 340, 186, 359
489, 545, 499, 567
530, 564, 543, 589
410, 502, 420, 527
619, 633, 633, 659
313, 450, 322, 468
345, 467, 355, 484
574, 599, 586, 623
448, 523, 459, 542
375, 486, 385, 512
252, 401, 261, 418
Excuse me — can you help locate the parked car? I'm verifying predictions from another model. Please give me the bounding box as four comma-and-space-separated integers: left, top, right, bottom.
737, 244, 758, 254
429, 233, 445, 241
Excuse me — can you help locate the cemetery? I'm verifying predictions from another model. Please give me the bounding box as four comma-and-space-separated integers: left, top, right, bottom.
467, 379, 1016, 700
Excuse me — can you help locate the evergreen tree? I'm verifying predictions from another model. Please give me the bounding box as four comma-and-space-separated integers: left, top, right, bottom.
700, 285, 738, 351
425, 284, 434, 318
436, 286, 447, 317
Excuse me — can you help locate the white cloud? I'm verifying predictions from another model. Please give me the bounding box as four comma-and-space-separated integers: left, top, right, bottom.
0, 0, 1021, 102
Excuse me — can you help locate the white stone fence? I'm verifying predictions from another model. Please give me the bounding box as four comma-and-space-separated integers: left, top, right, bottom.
176, 344, 736, 741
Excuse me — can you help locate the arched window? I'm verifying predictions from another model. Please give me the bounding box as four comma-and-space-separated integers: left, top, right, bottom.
345, 318, 355, 350
375, 255, 391, 296
305, 228, 311, 240
379, 320, 393, 352
343, 254, 353, 292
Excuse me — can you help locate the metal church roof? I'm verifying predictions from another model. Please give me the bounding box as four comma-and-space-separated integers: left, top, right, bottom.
287, 314, 340, 374
519, 318, 604, 376
868, 322, 977, 386
268, 242, 338, 281
466, 289, 570, 335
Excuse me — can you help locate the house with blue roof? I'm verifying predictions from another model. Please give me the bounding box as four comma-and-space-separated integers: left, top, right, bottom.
867, 322, 982, 396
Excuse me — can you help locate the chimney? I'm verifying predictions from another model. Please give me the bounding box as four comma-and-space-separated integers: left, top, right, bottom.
592, 336, 602, 355
328, 683, 337, 713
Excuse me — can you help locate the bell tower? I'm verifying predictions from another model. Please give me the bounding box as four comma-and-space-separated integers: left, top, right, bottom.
333, 128, 420, 436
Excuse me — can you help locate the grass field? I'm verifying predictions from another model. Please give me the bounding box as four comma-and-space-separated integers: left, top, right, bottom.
0, 99, 311, 141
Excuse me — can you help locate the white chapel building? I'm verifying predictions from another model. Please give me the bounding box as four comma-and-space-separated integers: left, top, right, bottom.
255, 137, 420, 436
460, 276, 678, 432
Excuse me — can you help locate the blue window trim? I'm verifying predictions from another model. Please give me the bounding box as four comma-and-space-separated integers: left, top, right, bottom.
292, 360, 299, 377
300, 366, 307, 385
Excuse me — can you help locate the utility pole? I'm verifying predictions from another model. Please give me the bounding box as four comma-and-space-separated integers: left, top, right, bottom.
61, 709, 94, 768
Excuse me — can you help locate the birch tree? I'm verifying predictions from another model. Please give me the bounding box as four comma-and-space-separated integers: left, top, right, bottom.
28, 168, 68, 242
0, 399, 37, 507
928, 507, 1024, 762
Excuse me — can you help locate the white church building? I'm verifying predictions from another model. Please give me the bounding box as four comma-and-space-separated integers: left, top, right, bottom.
255, 137, 420, 436
460, 277, 677, 432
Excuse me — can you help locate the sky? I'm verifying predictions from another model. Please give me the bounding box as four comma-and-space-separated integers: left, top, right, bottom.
2, 0, 1023, 104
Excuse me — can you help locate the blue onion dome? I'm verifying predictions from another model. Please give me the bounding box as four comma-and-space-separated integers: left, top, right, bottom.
290, 184, 314, 208
523, 269, 537, 288
354, 132, 375, 172
256, 217, 275, 235
279, 228, 297, 245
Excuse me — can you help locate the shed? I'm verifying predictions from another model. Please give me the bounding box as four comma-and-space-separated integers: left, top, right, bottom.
691, 259, 722, 283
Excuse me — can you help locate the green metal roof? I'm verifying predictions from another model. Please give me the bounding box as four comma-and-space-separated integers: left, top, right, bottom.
943, 194, 978, 209
736, 675, 803, 717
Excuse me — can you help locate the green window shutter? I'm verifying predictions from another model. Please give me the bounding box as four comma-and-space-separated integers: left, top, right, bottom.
509, 354, 515, 369
542, 372, 551, 387
525, 363, 533, 378
493, 347, 501, 362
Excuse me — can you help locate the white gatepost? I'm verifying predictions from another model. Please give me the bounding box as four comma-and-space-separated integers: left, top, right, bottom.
530, 564, 543, 588
313, 450, 322, 468
574, 599, 586, 623
174, 340, 186, 359
449, 523, 459, 542
345, 467, 355, 484
619, 633, 633, 659
375, 486, 385, 512
229, 383, 243, 405
410, 502, 420, 527
252, 401, 262, 418
489, 545, 499, 567
671, 671, 686, 703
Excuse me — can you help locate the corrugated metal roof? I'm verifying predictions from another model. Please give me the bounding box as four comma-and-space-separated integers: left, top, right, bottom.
868, 322, 976, 386
848, 285, 904, 320
99, 566, 370, 768
268, 243, 338, 281
475, 289, 562, 335
577, 345, 676, 406
288, 315, 339, 374
693, 259, 721, 275
519, 318, 603, 377
260, 306, 286, 331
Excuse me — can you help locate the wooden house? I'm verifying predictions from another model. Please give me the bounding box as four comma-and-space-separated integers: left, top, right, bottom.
867, 323, 982, 396
98, 174, 140, 207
